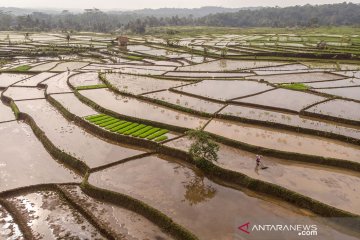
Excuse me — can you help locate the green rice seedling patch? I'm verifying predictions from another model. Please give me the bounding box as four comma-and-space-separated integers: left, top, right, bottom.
123, 124, 147, 135
104, 120, 126, 130
110, 122, 132, 132
147, 129, 169, 140
85, 114, 106, 121
99, 119, 119, 127
154, 135, 168, 142
93, 117, 115, 125
139, 128, 161, 138
84, 114, 170, 141
117, 123, 139, 134
132, 126, 154, 137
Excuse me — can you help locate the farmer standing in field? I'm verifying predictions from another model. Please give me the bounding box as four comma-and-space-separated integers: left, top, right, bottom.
256, 155, 268, 170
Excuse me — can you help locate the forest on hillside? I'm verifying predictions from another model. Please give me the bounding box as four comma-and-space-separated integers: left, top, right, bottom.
0, 3, 359, 33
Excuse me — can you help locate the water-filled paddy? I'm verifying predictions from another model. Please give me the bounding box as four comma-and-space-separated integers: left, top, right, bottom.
313, 86, 360, 101
68, 72, 102, 87
79, 88, 208, 129
0, 205, 23, 239
144, 90, 225, 114
175, 80, 273, 101
220, 104, 360, 141
14, 72, 57, 87
234, 88, 327, 112
165, 137, 360, 214
8, 191, 106, 239
105, 73, 188, 95
205, 119, 360, 162
59, 185, 173, 239
0, 121, 80, 192
0, 73, 33, 88
16, 99, 148, 168
89, 154, 358, 240
247, 72, 342, 84
0, 100, 15, 122
3, 87, 44, 100
305, 99, 360, 124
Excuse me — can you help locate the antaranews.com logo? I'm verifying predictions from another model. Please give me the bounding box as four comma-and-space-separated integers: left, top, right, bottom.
238, 222, 318, 237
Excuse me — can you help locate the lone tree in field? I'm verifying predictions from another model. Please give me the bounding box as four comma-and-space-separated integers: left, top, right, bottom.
187, 129, 219, 162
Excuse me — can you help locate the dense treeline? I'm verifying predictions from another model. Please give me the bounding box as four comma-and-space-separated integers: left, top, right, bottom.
0, 3, 359, 33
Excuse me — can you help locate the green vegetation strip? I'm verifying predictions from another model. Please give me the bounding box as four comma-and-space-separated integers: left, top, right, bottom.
75, 84, 107, 90
85, 114, 170, 142
11, 65, 31, 72
278, 83, 310, 91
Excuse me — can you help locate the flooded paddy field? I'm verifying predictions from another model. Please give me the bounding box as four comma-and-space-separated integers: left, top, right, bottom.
1, 31, 360, 239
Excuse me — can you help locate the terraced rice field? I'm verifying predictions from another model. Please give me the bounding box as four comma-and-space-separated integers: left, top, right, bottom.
1, 31, 360, 240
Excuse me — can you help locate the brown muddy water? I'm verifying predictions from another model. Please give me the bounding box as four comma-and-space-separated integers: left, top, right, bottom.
0, 204, 23, 239
79, 88, 208, 129
89, 154, 358, 240
165, 137, 360, 215
8, 191, 106, 239
59, 185, 172, 239
205, 119, 360, 162
0, 121, 80, 192
16, 99, 148, 169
